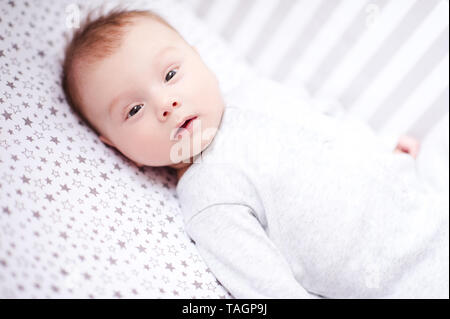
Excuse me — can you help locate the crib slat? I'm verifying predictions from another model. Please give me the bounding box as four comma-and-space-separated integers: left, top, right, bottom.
370, 27, 449, 132
220, 0, 257, 43
307, 0, 390, 96
253, 0, 324, 78
408, 87, 449, 139
194, 0, 215, 18
285, 0, 367, 87
272, 0, 342, 85
227, 0, 281, 61
181, 0, 202, 7
202, 0, 241, 35
316, 0, 418, 100
340, 0, 439, 109
245, 0, 297, 63
353, 1, 449, 122
379, 55, 449, 137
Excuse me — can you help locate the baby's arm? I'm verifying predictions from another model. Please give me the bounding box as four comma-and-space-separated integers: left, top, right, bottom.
185, 204, 318, 299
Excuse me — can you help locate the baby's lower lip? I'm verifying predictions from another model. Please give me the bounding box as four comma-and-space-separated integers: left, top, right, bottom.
177, 116, 198, 140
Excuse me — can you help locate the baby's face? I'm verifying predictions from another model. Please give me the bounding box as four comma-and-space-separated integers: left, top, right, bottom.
75, 17, 225, 167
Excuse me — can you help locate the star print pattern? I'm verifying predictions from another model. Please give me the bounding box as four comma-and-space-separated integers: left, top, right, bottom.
0, 0, 248, 299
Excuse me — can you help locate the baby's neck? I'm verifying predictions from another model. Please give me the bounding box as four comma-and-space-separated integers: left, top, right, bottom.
176, 163, 192, 182
170, 157, 194, 182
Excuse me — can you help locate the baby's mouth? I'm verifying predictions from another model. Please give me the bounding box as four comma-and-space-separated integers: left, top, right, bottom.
173, 116, 198, 140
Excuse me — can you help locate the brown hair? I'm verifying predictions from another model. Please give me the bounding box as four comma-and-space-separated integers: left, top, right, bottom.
61, 7, 177, 136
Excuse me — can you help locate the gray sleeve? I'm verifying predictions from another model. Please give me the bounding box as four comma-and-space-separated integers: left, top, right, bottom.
185, 203, 318, 299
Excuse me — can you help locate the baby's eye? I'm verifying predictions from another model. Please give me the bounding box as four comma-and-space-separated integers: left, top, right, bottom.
165, 69, 177, 82
127, 104, 143, 119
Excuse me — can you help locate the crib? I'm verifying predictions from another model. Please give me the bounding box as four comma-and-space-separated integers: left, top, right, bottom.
0, 0, 448, 298
187, 0, 449, 139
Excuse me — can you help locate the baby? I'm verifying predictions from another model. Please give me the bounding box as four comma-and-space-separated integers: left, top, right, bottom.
62, 9, 449, 298
62, 9, 225, 181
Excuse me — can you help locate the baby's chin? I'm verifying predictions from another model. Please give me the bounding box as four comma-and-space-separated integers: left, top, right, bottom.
168, 160, 192, 170
170, 117, 219, 163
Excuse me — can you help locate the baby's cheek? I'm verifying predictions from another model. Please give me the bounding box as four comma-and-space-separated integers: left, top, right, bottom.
202, 84, 223, 111
120, 135, 154, 165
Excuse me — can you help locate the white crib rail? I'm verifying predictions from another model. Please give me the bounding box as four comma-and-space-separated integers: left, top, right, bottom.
182, 0, 449, 140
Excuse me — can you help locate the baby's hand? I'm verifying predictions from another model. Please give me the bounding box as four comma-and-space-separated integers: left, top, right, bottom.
393, 135, 420, 159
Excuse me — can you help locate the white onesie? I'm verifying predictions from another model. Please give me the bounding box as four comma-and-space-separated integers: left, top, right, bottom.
176, 83, 449, 299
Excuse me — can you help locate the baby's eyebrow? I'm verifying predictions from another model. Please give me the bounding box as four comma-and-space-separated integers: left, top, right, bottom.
108, 92, 132, 119
153, 46, 178, 64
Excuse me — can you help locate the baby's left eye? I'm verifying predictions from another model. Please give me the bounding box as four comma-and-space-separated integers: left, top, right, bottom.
127, 104, 143, 119
165, 69, 177, 82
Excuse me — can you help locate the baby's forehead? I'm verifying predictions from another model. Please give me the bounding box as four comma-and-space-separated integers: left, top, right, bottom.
126, 15, 182, 42
79, 20, 181, 76
112, 18, 187, 60
88, 15, 181, 63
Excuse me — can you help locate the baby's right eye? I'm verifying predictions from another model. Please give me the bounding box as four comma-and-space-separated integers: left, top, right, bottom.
165, 69, 177, 82
127, 104, 143, 119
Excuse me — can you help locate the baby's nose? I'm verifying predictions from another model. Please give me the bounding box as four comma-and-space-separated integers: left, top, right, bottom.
162, 99, 180, 117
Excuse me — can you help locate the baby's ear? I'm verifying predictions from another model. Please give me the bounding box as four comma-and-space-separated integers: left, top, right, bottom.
99, 135, 115, 148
